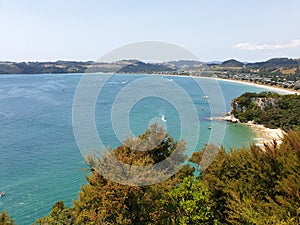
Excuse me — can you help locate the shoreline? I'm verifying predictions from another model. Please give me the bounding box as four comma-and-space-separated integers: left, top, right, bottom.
205, 77, 300, 95
206, 77, 293, 146
143, 72, 300, 95
244, 122, 286, 147
209, 114, 286, 146
2, 72, 299, 95
2, 72, 296, 146
147, 73, 300, 95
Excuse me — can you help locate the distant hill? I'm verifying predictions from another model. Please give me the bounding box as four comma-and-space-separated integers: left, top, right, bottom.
247, 58, 300, 68
167, 60, 203, 67
221, 59, 244, 67
0, 57, 299, 75
0, 62, 22, 74
167, 60, 208, 72
0, 61, 136, 74
117, 61, 176, 73
0, 60, 176, 74
206, 61, 222, 65
0, 61, 91, 74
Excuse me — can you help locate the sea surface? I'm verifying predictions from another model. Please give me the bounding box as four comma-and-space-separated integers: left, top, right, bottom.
0, 73, 283, 224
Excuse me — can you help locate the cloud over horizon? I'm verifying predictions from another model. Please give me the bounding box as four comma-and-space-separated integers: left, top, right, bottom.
234, 40, 300, 50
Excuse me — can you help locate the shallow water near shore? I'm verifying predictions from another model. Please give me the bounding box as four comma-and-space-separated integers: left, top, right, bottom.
0, 73, 277, 224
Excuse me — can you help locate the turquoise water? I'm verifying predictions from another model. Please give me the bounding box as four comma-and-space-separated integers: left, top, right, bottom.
0, 74, 276, 224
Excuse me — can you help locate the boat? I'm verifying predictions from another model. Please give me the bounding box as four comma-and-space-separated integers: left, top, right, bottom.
208, 126, 212, 129
161, 115, 167, 122
0, 191, 5, 197
203, 95, 209, 99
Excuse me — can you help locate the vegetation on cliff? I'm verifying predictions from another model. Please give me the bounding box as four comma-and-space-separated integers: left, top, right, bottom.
232, 92, 300, 130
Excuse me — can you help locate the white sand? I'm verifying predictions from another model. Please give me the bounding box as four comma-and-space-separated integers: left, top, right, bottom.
211, 77, 300, 95
245, 122, 286, 146
146, 74, 300, 95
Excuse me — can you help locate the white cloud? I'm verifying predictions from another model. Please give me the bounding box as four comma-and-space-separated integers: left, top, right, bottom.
234, 40, 300, 50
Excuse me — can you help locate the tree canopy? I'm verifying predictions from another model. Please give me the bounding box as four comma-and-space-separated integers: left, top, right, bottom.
32, 126, 300, 225
0, 211, 15, 225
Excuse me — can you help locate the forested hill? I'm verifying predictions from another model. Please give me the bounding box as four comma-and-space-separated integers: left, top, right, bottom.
231, 92, 300, 130
0, 60, 176, 74
0, 57, 300, 75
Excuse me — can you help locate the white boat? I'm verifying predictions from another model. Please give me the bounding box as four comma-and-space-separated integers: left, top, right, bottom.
161, 115, 167, 122
203, 95, 209, 99
0, 191, 5, 197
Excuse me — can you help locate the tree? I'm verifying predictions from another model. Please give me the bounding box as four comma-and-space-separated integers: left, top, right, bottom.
0, 211, 15, 225
34, 202, 75, 225
72, 124, 190, 224
34, 125, 300, 224
190, 131, 300, 224
163, 176, 215, 225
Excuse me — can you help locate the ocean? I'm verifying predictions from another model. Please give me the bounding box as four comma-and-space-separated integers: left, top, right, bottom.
0, 73, 280, 224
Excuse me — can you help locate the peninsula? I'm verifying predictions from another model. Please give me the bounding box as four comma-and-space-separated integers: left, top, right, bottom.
230, 91, 300, 145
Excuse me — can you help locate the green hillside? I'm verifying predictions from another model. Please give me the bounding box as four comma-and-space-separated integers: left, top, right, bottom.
232, 92, 300, 130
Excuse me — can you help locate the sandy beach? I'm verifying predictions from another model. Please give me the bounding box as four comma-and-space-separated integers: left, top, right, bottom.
244, 122, 286, 147
211, 77, 300, 95
163, 74, 293, 146
210, 116, 286, 147
146, 73, 300, 95
199, 77, 294, 147
211, 77, 294, 146
209, 114, 286, 146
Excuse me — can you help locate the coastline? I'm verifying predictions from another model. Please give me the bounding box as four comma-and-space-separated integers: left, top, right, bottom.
208, 77, 292, 146
159, 73, 294, 146
209, 114, 286, 147
153, 73, 300, 95
3, 71, 299, 95
3, 72, 295, 147
244, 122, 286, 147
208, 77, 300, 95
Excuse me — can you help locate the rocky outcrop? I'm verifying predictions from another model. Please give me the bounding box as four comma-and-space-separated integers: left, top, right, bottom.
250, 97, 279, 111
209, 112, 239, 123
231, 97, 279, 112
231, 101, 245, 112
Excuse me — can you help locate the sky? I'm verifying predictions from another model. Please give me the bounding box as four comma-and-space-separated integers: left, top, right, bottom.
0, 0, 300, 62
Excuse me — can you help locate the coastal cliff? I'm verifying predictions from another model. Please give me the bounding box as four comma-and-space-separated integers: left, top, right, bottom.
229, 91, 300, 146
230, 92, 300, 131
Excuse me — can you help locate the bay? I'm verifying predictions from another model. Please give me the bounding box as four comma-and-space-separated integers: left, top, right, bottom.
0, 73, 279, 224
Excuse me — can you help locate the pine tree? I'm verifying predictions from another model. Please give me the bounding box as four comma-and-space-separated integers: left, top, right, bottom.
0, 211, 15, 225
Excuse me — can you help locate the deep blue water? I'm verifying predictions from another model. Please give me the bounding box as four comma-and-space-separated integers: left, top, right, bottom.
0, 74, 281, 224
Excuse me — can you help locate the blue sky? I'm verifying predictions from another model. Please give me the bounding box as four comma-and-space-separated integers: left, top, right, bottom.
1, 0, 300, 62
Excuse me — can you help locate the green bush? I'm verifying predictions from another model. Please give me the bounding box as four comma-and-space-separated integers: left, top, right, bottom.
0, 211, 15, 225
35, 127, 300, 225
